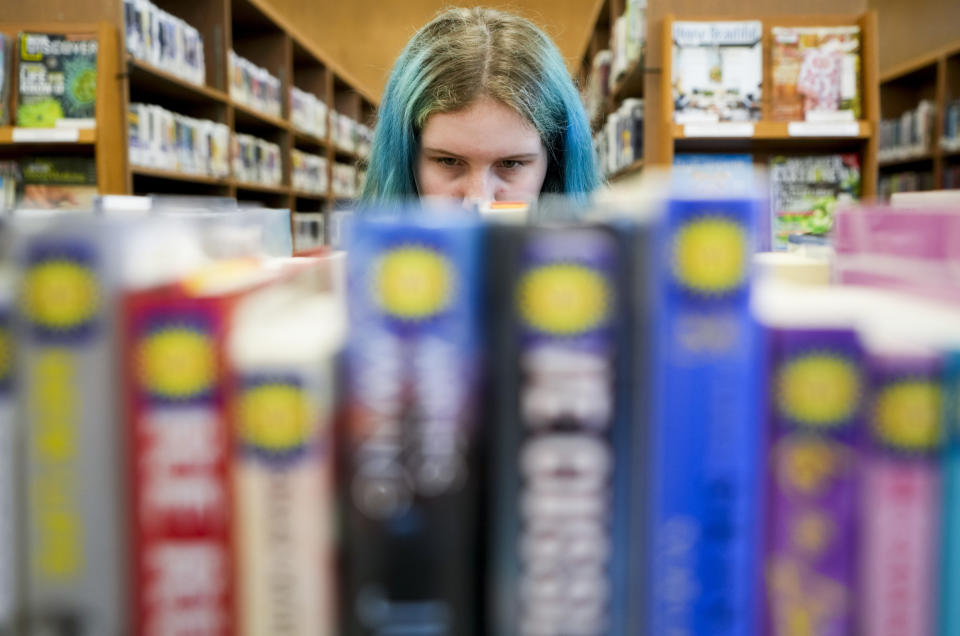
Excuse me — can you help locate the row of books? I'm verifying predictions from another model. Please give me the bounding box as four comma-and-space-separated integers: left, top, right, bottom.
331, 112, 372, 158
290, 85, 329, 139
609, 0, 646, 91
944, 98, 960, 153
671, 153, 861, 252
293, 210, 325, 252
123, 0, 205, 86
878, 99, 936, 162
879, 170, 936, 199
332, 162, 359, 199
672, 22, 861, 123
4, 195, 960, 634
1, 31, 98, 128
232, 133, 282, 187
0, 156, 97, 211
595, 97, 643, 178
229, 50, 283, 119
580, 0, 646, 126
292, 148, 328, 194
128, 102, 231, 178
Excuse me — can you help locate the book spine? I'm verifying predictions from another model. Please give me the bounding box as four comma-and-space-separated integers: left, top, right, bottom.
231, 308, 339, 635
648, 197, 763, 636
341, 217, 483, 635
0, 304, 15, 634
487, 223, 644, 634
124, 292, 233, 636
18, 231, 126, 634
859, 353, 942, 636
762, 328, 863, 635
940, 351, 960, 636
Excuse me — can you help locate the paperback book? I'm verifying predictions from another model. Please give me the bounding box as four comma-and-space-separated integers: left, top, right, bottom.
672, 21, 762, 123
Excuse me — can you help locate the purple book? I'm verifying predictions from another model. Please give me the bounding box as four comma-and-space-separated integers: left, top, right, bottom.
763, 327, 863, 635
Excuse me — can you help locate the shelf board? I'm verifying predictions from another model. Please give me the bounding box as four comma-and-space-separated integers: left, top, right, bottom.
292, 189, 329, 200
878, 152, 935, 168
292, 129, 329, 150
232, 101, 289, 131
333, 145, 361, 161
608, 159, 644, 183
127, 57, 228, 105
131, 165, 231, 186
234, 180, 289, 194
672, 121, 872, 140
0, 126, 96, 144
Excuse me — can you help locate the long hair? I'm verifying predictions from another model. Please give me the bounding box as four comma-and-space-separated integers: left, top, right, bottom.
361, 7, 599, 203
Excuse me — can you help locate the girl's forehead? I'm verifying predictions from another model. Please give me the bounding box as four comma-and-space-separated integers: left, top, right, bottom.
420, 96, 543, 159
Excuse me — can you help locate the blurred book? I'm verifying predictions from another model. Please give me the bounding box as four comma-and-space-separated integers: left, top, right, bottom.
0, 34, 11, 126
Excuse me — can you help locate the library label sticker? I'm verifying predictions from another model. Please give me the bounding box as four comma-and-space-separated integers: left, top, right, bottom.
788, 122, 861, 137
683, 123, 755, 138
12, 128, 81, 143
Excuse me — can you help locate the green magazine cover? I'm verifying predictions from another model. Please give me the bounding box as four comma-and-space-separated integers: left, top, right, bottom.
16, 32, 98, 128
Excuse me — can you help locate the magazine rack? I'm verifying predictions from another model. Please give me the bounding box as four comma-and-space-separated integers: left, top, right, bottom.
0, 22, 126, 195
658, 12, 880, 197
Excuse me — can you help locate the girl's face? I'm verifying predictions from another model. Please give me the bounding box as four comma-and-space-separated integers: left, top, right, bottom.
416, 95, 548, 203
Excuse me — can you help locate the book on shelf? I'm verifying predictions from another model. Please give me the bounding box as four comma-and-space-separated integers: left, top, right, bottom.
671, 21, 762, 123
19, 156, 98, 210
769, 154, 861, 251
16, 32, 98, 128
0, 35, 10, 126
771, 26, 862, 122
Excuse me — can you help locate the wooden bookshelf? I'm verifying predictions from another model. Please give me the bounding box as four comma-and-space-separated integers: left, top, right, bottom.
3, 0, 376, 244
0, 21, 126, 194
878, 38, 960, 195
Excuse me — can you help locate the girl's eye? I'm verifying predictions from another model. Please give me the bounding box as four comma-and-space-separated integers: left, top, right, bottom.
435, 157, 460, 167
498, 160, 524, 169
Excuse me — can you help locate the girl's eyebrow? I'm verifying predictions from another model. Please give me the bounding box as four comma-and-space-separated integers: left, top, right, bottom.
422, 148, 541, 162
422, 147, 467, 160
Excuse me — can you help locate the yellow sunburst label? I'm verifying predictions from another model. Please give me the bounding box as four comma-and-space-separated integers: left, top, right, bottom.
373, 246, 453, 320
137, 327, 216, 399
0, 327, 11, 385
22, 260, 99, 331
518, 264, 610, 335
777, 355, 860, 427
873, 380, 942, 452
238, 383, 314, 455
672, 217, 747, 295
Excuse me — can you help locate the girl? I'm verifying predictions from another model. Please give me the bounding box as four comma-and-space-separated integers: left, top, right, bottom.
361, 7, 600, 204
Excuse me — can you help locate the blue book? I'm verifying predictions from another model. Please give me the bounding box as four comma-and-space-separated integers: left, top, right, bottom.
941, 351, 960, 636
648, 195, 764, 636
341, 210, 484, 635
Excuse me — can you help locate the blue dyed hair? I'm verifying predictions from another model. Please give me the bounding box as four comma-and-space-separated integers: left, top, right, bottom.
361, 7, 600, 203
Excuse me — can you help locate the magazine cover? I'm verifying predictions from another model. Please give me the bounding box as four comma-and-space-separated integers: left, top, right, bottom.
672, 21, 762, 123
0, 35, 10, 126
16, 32, 98, 128
771, 26, 861, 121
19, 156, 98, 210
768, 154, 861, 251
